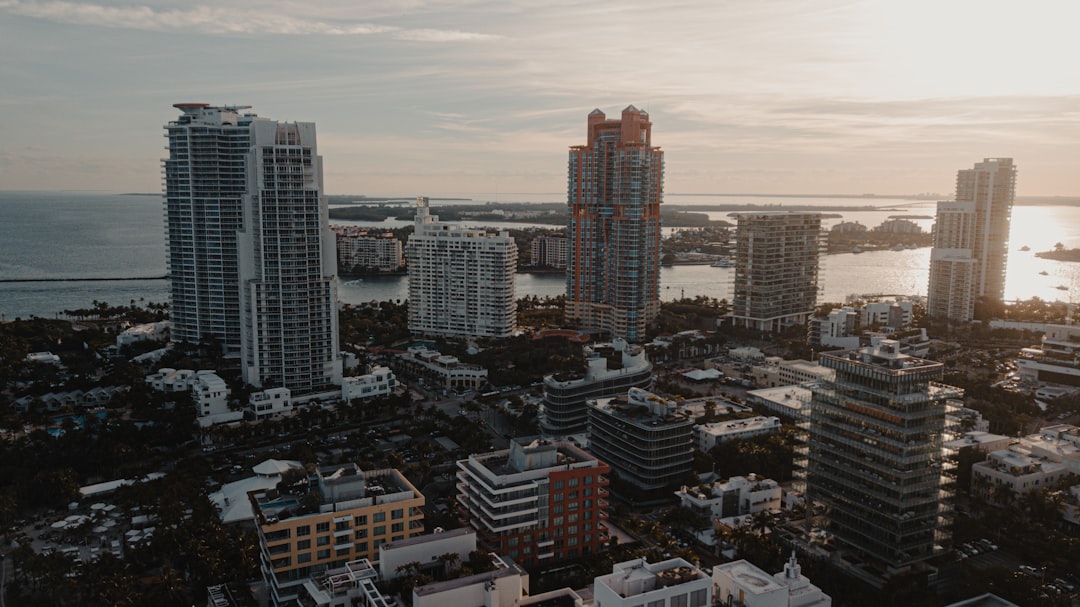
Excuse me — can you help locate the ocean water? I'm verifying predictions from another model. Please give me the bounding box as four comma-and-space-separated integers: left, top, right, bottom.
2, 191, 1079, 320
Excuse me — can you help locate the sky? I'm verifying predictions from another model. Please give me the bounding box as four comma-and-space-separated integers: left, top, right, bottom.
1, 0, 1078, 198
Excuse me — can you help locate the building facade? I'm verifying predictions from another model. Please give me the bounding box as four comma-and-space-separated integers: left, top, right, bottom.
566, 106, 663, 343
540, 339, 653, 436
407, 197, 517, 338
927, 158, 1017, 322
238, 119, 341, 391
730, 212, 824, 332
252, 465, 424, 606
805, 340, 961, 569
456, 438, 610, 566
587, 387, 694, 491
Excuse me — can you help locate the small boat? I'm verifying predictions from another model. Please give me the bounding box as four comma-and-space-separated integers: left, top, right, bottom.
1020, 245, 1031, 251
1056, 285, 1068, 291
852, 246, 864, 254
1039, 271, 1049, 276
710, 258, 733, 268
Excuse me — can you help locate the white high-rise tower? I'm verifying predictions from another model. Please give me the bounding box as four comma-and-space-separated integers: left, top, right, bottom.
164, 104, 340, 391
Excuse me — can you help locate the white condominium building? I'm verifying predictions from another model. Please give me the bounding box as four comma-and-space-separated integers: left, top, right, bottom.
332, 226, 403, 272
237, 118, 341, 391
164, 104, 340, 392
406, 197, 517, 338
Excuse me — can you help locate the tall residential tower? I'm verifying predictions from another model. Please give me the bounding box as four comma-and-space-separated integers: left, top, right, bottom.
927, 158, 1016, 322
164, 104, 340, 391
805, 341, 960, 570
730, 212, 824, 332
566, 106, 663, 343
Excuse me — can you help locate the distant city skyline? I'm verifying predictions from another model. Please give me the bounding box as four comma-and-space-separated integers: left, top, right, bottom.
1, 1, 1079, 196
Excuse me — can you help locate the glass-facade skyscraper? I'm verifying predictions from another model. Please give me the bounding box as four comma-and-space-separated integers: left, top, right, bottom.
566, 106, 663, 343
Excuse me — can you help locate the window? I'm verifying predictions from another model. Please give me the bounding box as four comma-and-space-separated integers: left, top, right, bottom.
553, 480, 564, 490
335, 521, 350, 532
553, 493, 563, 502
374, 512, 386, 523
690, 589, 708, 607
508, 537, 519, 547
316, 522, 330, 533
355, 515, 368, 525
671, 593, 688, 607
317, 536, 330, 546
374, 525, 386, 536
568, 477, 579, 487
296, 525, 311, 537
356, 541, 368, 552
391, 509, 403, 520
336, 547, 350, 557
297, 539, 311, 550
391, 522, 404, 533
298, 552, 311, 564
584, 476, 592, 485
355, 529, 368, 539
317, 549, 330, 559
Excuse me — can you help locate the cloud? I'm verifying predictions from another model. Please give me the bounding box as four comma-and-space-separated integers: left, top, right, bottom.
0, 0, 496, 40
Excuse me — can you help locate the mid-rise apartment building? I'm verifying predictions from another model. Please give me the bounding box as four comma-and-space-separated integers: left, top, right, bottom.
805, 340, 961, 569
456, 438, 610, 566
332, 226, 404, 273
252, 465, 424, 606
730, 212, 824, 332
566, 106, 663, 343
713, 553, 832, 607
588, 387, 694, 491
540, 339, 652, 436
407, 197, 517, 338
530, 235, 568, 269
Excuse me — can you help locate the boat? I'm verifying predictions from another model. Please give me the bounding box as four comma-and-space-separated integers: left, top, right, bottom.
1040, 271, 1049, 276
891, 244, 905, 251
710, 258, 733, 268
1020, 245, 1031, 251
851, 246, 864, 254
1056, 285, 1068, 291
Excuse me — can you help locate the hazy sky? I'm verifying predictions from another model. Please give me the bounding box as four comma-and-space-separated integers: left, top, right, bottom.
1, 0, 1078, 198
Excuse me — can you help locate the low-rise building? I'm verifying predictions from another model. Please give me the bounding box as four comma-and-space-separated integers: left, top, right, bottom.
395, 347, 488, 392
25, 351, 62, 365
456, 438, 610, 566
746, 386, 812, 422
675, 474, 781, 523
341, 366, 396, 402
713, 552, 832, 607
587, 387, 694, 492
249, 387, 293, 419
971, 449, 1069, 502
116, 321, 170, 349
252, 465, 424, 606
593, 558, 711, 607
193, 371, 240, 426
696, 417, 781, 452
146, 368, 199, 392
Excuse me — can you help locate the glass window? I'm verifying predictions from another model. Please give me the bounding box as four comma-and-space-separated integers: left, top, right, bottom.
355, 515, 368, 525
568, 477, 579, 487
317, 549, 330, 559
374, 525, 386, 536
297, 539, 311, 550
296, 525, 311, 537
392, 522, 404, 533
392, 509, 403, 520
374, 512, 386, 523
316, 522, 330, 533
317, 536, 330, 546
298, 552, 311, 564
